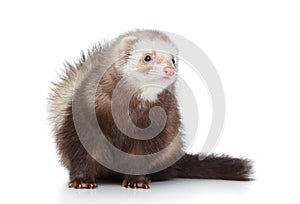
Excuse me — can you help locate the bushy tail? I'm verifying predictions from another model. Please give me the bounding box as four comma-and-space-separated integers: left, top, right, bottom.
151, 154, 253, 181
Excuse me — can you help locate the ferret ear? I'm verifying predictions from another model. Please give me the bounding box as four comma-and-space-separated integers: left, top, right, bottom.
118, 36, 137, 58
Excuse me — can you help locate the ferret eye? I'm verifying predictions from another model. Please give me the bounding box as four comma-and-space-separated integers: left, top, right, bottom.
144, 55, 152, 62
172, 58, 175, 65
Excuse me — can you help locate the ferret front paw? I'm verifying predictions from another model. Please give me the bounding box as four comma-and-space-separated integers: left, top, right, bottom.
122, 175, 151, 189
68, 178, 97, 189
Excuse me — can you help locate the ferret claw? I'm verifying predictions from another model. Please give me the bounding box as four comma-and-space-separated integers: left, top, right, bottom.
68, 178, 97, 189
122, 176, 151, 189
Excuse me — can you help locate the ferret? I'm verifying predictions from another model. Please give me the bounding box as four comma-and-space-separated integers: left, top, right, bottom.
49, 29, 253, 189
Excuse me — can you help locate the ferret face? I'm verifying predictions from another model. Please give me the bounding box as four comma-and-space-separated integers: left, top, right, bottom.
125, 50, 177, 87
119, 37, 179, 90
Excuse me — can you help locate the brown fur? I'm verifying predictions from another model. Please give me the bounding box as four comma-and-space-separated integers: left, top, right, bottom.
49, 29, 253, 189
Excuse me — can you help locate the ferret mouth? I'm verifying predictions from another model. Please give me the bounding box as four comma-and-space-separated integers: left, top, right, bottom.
162, 76, 170, 80
148, 74, 176, 83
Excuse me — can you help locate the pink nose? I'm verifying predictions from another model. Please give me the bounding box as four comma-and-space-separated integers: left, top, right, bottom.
163, 66, 175, 76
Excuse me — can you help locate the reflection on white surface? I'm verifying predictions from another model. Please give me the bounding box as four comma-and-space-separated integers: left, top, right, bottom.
58, 179, 253, 204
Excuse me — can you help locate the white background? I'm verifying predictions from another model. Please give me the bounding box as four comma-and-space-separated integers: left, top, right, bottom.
0, 0, 299, 203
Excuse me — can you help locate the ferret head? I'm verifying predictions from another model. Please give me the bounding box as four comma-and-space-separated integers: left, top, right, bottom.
115, 30, 179, 102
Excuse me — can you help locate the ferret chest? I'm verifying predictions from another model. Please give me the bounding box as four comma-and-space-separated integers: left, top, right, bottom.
129, 101, 152, 128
